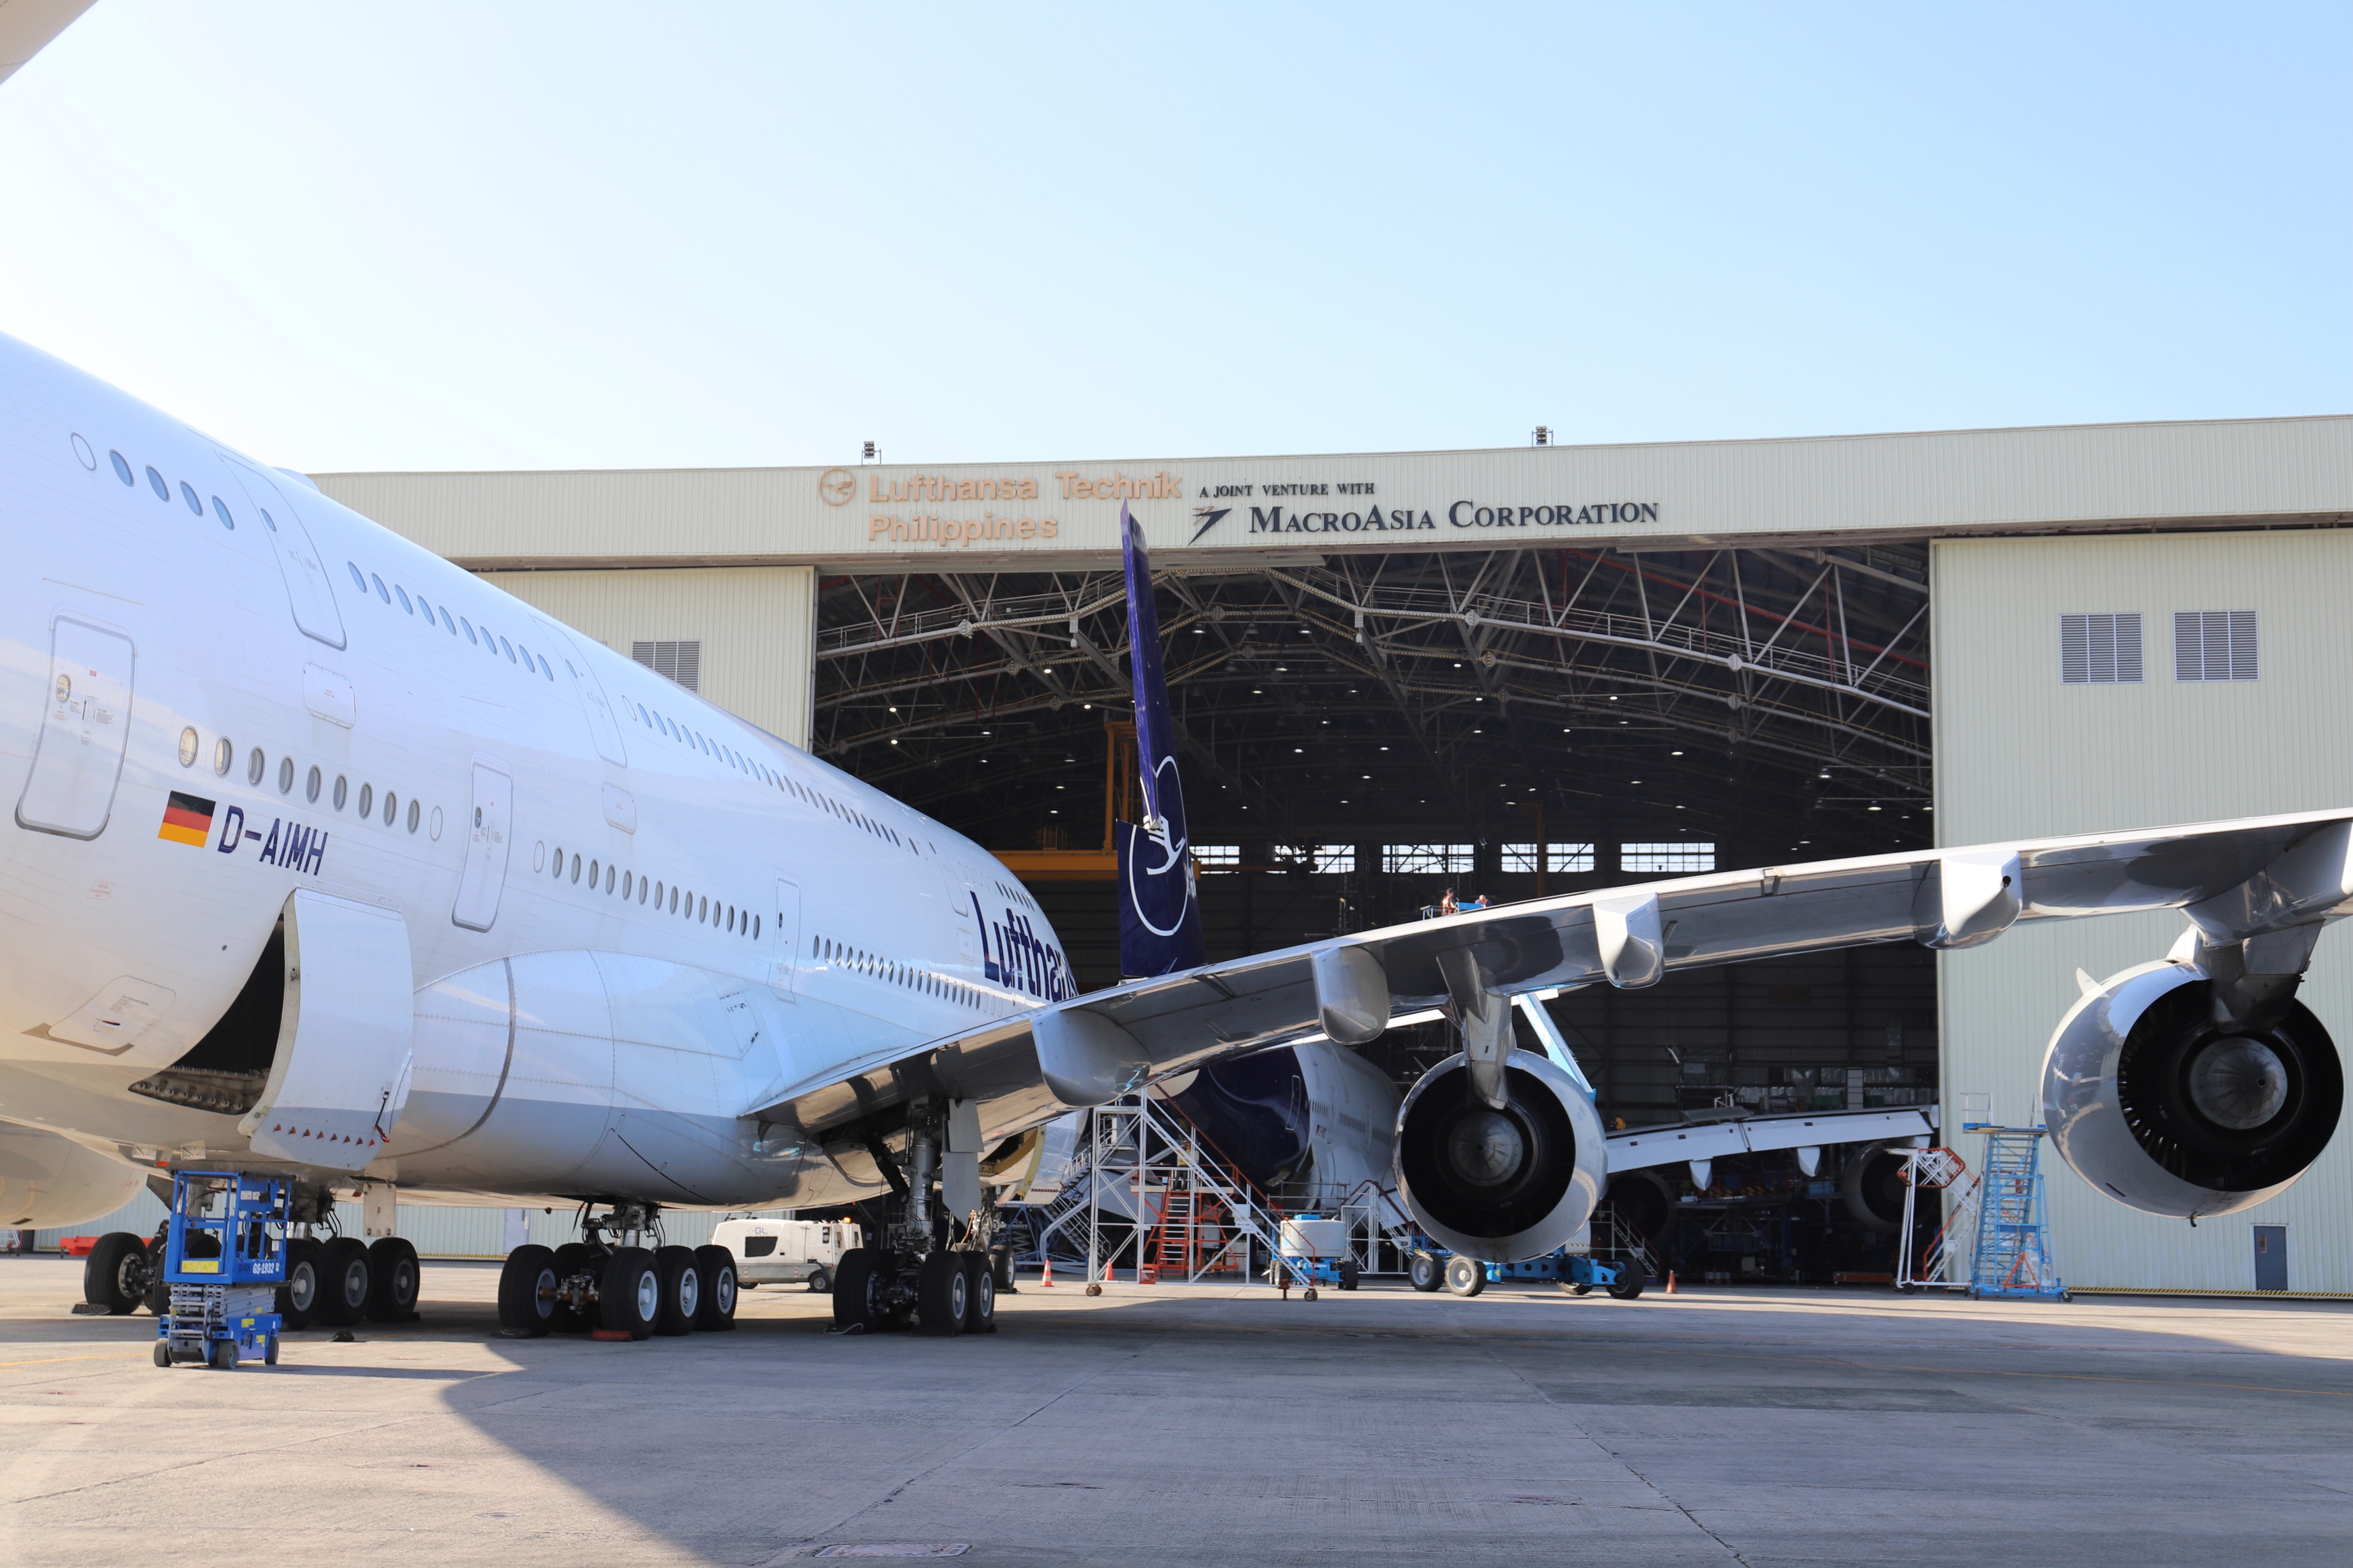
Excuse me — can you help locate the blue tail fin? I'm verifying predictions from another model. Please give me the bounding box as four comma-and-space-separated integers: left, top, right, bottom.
1115, 501, 1206, 980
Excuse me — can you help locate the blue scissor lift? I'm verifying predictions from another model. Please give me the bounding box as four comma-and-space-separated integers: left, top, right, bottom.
154, 1171, 288, 1370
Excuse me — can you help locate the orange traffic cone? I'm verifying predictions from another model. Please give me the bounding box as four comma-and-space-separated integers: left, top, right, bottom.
1040, 1257, 1054, 1287
1665, 1271, 1678, 1295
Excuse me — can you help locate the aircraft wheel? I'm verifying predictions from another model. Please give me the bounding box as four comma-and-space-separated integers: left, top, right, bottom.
1408, 1252, 1444, 1293
832, 1247, 887, 1331
961, 1253, 996, 1333
82, 1232, 150, 1315
1444, 1255, 1487, 1297
693, 1245, 738, 1330
496, 1244, 558, 1336
551, 1243, 601, 1332
365, 1238, 421, 1323
652, 1246, 699, 1336
915, 1251, 968, 1336
316, 1237, 372, 1327
600, 1247, 659, 1340
279, 1239, 324, 1329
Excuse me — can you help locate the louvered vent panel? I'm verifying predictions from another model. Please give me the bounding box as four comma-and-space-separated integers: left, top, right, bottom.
631, 639, 702, 692
2172, 611, 2258, 681
2059, 613, 2141, 683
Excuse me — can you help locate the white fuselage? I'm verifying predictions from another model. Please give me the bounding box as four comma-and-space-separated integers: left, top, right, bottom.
0, 333, 1074, 1210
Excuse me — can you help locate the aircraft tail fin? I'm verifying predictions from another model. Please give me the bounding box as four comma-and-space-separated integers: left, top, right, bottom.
1115, 502, 1205, 979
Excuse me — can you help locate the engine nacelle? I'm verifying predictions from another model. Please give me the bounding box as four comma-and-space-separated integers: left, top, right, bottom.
2041, 959, 2343, 1219
1395, 1050, 1605, 1263
0, 1122, 146, 1228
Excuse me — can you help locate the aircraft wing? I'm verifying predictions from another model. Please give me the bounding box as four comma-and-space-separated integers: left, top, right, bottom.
750, 808, 2353, 1162
0, 0, 97, 86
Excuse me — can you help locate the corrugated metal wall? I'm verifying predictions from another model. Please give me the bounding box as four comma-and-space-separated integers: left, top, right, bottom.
1932, 529, 2353, 1293
479, 566, 816, 749
32, 1194, 795, 1259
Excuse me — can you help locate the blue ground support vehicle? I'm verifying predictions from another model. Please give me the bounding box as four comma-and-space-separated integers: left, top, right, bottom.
154, 1171, 287, 1370
1405, 1234, 1648, 1299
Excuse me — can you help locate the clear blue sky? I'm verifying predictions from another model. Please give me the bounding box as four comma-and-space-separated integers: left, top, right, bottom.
2, 3, 2344, 473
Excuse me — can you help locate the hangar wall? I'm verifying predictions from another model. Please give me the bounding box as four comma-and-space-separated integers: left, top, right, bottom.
1932, 529, 2353, 1294
478, 566, 817, 749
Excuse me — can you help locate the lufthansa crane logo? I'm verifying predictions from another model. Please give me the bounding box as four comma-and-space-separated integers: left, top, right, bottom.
818, 468, 856, 506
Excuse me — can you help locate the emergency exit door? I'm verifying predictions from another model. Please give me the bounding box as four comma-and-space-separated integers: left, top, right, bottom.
15, 614, 135, 840
771, 876, 802, 996
451, 757, 514, 932
221, 456, 346, 651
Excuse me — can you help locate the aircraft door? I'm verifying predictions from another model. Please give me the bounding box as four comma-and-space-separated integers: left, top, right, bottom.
539, 625, 628, 766
771, 876, 802, 996
452, 756, 514, 932
15, 614, 134, 840
239, 889, 415, 1172
220, 456, 347, 651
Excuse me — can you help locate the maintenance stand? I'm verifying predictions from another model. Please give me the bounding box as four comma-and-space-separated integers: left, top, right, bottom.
154, 1171, 287, 1370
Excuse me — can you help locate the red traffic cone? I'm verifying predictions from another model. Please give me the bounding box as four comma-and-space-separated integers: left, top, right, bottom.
1040, 1257, 1054, 1287
1665, 1270, 1678, 1295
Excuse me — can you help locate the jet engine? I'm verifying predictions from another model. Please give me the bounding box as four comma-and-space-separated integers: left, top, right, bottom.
0, 1122, 145, 1228
2041, 955, 2342, 1220
1395, 1050, 1606, 1263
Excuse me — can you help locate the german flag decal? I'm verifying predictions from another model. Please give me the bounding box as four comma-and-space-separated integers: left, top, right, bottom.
158, 791, 216, 847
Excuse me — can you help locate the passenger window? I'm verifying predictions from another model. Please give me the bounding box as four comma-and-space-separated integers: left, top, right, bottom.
179, 481, 202, 516
348, 562, 366, 591
538, 655, 553, 680
622, 871, 632, 899
211, 737, 232, 775
588, 858, 598, 885
395, 586, 413, 613
516, 643, 530, 668
332, 775, 349, 810
247, 748, 264, 786
461, 617, 477, 644
551, 846, 564, 879
605, 865, 615, 893
211, 496, 236, 530
258, 508, 277, 532
414, 594, 432, 622
571, 853, 581, 883
306, 766, 322, 803
358, 783, 374, 818
406, 798, 421, 833
279, 757, 295, 793
370, 574, 389, 603
383, 790, 396, 826
498, 636, 515, 662
439, 608, 456, 635
146, 466, 168, 501
110, 451, 133, 485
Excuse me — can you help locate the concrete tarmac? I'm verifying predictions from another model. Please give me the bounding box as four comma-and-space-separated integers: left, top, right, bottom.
0, 1256, 2345, 1567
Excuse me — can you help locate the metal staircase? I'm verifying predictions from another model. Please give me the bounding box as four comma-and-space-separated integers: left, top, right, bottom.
1963, 1125, 2067, 1300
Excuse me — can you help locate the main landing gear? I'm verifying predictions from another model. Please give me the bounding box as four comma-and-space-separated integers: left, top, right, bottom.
495, 1202, 738, 1340
82, 1180, 423, 1329
829, 1099, 1001, 1339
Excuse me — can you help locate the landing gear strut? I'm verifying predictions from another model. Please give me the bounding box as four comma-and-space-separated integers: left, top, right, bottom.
831, 1099, 1000, 1338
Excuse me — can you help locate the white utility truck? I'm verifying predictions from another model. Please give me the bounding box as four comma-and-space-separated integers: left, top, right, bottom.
712, 1217, 860, 1292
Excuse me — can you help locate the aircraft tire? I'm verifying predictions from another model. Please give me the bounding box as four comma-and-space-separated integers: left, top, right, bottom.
600, 1247, 659, 1340
1408, 1252, 1443, 1293
961, 1253, 996, 1333
317, 1237, 373, 1327
551, 1243, 601, 1332
279, 1238, 324, 1329
915, 1251, 968, 1336
496, 1244, 558, 1336
1444, 1255, 1486, 1297
832, 1247, 885, 1331
82, 1232, 149, 1315
652, 1246, 698, 1336
365, 1238, 421, 1323
692, 1245, 738, 1330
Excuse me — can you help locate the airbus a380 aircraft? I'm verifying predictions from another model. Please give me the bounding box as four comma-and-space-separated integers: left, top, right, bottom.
0, 323, 2346, 1343
0, 0, 2344, 1346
